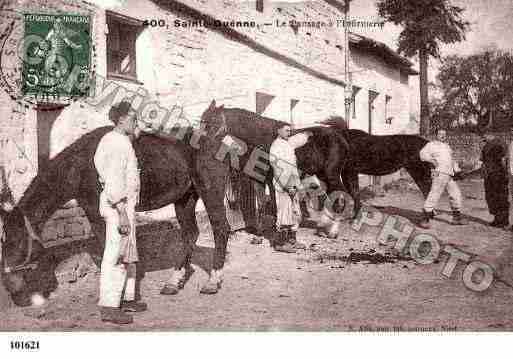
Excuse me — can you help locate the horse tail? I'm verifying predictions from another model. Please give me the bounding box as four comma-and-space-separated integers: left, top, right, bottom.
317, 116, 349, 132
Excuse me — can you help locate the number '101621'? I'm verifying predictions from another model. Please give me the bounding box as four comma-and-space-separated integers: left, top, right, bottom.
10, 341, 39, 350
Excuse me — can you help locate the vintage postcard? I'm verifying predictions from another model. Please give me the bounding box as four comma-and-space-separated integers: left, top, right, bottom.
0, 0, 513, 352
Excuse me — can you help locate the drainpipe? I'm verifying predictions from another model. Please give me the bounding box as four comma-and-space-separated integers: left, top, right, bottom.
344, 0, 352, 128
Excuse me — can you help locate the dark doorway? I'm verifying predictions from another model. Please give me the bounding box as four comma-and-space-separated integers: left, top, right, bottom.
36, 108, 62, 171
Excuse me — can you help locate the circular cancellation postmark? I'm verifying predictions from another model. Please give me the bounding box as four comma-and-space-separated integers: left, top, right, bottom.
0, 10, 93, 108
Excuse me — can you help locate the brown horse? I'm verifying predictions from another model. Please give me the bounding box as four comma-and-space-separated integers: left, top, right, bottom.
317, 119, 432, 217
1, 104, 233, 302
199, 103, 352, 238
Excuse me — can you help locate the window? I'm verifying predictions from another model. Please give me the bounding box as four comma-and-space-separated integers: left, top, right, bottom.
351, 86, 361, 119
256, 91, 275, 115
106, 11, 143, 82
385, 95, 393, 124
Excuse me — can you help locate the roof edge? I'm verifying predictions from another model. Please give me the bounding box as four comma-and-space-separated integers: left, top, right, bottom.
349, 32, 418, 75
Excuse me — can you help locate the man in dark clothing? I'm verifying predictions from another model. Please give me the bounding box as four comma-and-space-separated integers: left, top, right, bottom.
480, 133, 509, 227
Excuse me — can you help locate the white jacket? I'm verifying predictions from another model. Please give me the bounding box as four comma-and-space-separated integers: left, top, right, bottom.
419, 140, 457, 176
269, 133, 310, 191
94, 131, 140, 214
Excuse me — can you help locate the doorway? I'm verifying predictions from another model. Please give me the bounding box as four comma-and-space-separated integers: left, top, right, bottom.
36, 108, 62, 171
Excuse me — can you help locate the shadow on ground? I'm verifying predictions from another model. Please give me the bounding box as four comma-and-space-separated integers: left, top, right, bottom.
373, 205, 490, 227
7, 217, 217, 307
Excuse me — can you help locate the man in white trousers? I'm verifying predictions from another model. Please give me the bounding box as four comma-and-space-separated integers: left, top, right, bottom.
418, 129, 467, 229
270, 124, 312, 253
95, 101, 145, 324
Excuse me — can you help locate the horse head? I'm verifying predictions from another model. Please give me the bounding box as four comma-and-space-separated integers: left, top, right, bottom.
0, 172, 45, 296
0, 203, 46, 296
200, 100, 228, 139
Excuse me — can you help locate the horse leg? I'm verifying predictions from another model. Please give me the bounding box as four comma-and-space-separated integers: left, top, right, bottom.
267, 176, 278, 226
160, 189, 199, 295
239, 175, 259, 234
262, 178, 278, 245
79, 201, 107, 262
252, 181, 267, 240
193, 166, 231, 295
342, 171, 361, 220
316, 173, 347, 239
405, 161, 432, 198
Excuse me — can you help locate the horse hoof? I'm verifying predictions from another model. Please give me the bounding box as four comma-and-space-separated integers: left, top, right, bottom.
179, 266, 196, 288
160, 284, 180, 295
200, 282, 221, 295
314, 228, 327, 237
250, 236, 263, 245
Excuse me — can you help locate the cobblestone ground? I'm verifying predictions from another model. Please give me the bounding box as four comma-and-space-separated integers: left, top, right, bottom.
1, 178, 513, 331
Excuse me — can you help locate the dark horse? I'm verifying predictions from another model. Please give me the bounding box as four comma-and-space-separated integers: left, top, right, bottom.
199, 103, 351, 237
1, 103, 233, 300
319, 119, 432, 217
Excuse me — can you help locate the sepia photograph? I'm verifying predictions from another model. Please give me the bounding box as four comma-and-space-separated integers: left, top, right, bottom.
0, 0, 513, 353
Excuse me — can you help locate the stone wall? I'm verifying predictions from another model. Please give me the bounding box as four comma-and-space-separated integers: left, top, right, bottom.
40, 202, 92, 244
444, 132, 512, 167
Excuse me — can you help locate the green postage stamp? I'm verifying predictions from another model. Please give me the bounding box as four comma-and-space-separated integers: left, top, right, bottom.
22, 13, 91, 98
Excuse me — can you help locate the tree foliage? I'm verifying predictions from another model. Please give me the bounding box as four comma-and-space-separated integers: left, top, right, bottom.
376, 0, 469, 58
376, 0, 470, 135
432, 50, 513, 132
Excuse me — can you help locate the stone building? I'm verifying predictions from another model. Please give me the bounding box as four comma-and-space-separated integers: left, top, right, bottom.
0, 0, 418, 241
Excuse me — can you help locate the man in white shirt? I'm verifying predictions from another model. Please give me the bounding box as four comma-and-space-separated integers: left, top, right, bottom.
94, 101, 145, 324
269, 124, 311, 253
418, 129, 467, 229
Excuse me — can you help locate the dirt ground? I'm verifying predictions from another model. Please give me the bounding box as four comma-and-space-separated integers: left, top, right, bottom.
1, 178, 513, 331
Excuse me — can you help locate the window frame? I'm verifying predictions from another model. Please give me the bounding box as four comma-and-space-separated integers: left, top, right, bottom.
105, 10, 144, 84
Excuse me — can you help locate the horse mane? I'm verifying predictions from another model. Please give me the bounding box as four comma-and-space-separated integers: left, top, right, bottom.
0, 165, 14, 206
226, 107, 286, 124
0, 205, 27, 243
316, 117, 372, 141
345, 129, 369, 138
137, 125, 196, 146
224, 107, 287, 133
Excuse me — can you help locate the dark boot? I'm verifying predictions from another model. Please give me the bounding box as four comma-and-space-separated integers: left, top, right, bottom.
100, 306, 133, 325
452, 210, 468, 225
491, 212, 509, 228
271, 229, 284, 248
417, 210, 433, 229
121, 300, 148, 313
250, 236, 263, 245
274, 230, 296, 253
287, 231, 306, 250
499, 212, 510, 228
